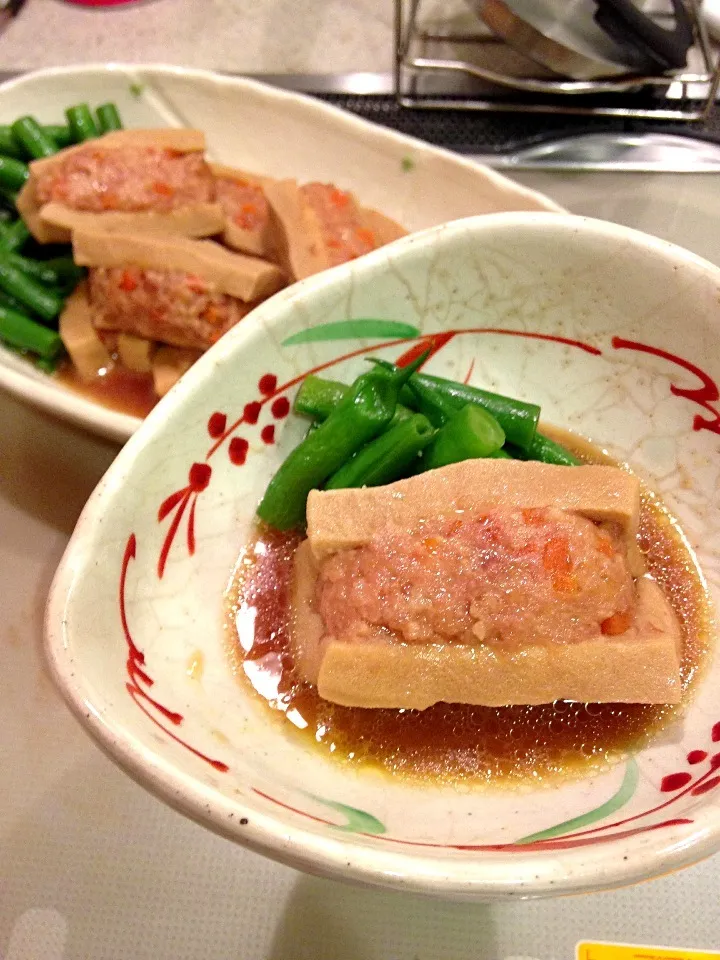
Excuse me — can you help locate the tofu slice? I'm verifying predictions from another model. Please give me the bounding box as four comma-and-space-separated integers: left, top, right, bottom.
307, 459, 644, 571
152, 345, 201, 398
292, 460, 682, 708
117, 334, 154, 373
38, 201, 225, 241
58, 283, 112, 380
72, 226, 286, 302
263, 178, 329, 279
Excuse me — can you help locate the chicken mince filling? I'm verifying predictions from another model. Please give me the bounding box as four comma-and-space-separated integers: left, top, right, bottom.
88, 266, 249, 350
317, 507, 636, 648
36, 147, 215, 212
300, 182, 377, 266
215, 176, 269, 230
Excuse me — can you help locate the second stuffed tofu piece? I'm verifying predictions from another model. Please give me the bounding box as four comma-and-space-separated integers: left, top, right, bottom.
73, 226, 286, 351
264, 179, 407, 280
211, 163, 273, 257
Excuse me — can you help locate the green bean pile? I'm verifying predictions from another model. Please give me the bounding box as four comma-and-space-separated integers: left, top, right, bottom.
257, 354, 581, 530
0, 101, 123, 372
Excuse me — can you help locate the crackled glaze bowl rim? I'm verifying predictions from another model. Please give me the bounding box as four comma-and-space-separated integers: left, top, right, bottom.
46, 212, 720, 900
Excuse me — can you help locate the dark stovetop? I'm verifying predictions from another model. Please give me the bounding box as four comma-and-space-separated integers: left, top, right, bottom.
310, 92, 720, 155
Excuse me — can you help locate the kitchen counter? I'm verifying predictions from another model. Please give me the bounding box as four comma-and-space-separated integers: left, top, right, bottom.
0, 0, 395, 73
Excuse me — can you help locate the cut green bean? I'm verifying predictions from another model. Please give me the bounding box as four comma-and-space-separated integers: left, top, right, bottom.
326, 414, 436, 490
11, 117, 58, 159
35, 354, 59, 374
294, 374, 413, 426
406, 376, 463, 428
0, 156, 29, 192
0, 128, 24, 159
0, 259, 64, 322
0, 186, 17, 209
507, 432, 581, 466
95, 102, 123, 133
0, 304, 62, 358
258, 353, 428, 529
0, 219, 30, 252
294, 375, 347, 419
409, 373, 539, 450
43, 124, 72, 149
0, 286, 30, 313
0, 124, 71, 157
65, 104, 99, 143
4, 252, 82, 288
368, 360, 539, 449
421, 404, 505, 471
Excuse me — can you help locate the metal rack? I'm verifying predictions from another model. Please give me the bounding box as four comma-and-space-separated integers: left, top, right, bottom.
394, 0, 720, 120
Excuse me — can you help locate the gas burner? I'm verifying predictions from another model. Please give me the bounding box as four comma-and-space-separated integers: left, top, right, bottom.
394, 0, 720, 120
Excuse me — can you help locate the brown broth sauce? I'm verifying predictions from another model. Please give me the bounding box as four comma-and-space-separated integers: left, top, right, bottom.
225, 429, 712, 787
56, 361, 157, 420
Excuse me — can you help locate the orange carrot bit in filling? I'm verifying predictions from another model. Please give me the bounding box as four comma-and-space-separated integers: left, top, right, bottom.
543, 535, 573, 574
329, 187, 350, 208
595, 532, 616, 557
186, 274, 207, 294
355, 227, 376, 247
601, 609, 633, 636
118, 269, 138, 292
422, 536, 443, 554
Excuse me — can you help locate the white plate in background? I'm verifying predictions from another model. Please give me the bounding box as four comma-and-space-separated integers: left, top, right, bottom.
0, 63, 561, 443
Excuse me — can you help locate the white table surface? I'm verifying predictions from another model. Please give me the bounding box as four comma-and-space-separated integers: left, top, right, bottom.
2, 144, 720, 960
0, 0, 395, 74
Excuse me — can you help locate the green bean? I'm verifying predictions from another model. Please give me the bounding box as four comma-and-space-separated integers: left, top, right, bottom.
325, 414, 436, 490
258, 354, 427, 529
294, 375, 347, 419
0, 186, 17, 209
407, 373, 540, 450
421, 404, 505, 471
0, 304, 62, 358
11, 117, 58, 159
65, 104, 99, 143
406, 376, 462, 428
0, 219, 30, 252
507, 432, 581, 467
0, 156, 29, 192
294, 374, 414, 426
0, 124, 71, 158
43, 124, 73, 149
35, 354, 59, 374
95, 102, 123, 133
0, 259, 64, 322
0, 287, 29, 313
4, 252, 82, 288
0, 128, 24, 159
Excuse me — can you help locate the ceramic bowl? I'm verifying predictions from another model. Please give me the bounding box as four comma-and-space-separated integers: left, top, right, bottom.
0, 63, 560, 442
46, 212, 720, 900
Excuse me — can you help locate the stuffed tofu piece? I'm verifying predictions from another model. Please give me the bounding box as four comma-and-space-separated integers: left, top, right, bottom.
291, 459, 682, 710
17, 129, 224, 243
71, 225, 286, 352
210, 163, 273, 257
264, 180, 407, 280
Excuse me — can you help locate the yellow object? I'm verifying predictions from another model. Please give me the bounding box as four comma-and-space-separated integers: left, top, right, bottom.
577, 942, 720, 960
